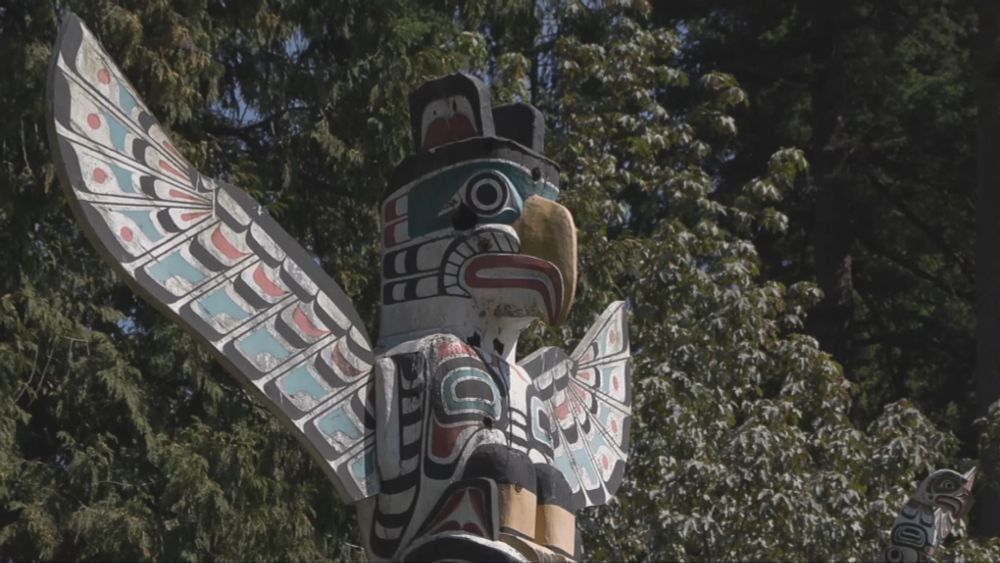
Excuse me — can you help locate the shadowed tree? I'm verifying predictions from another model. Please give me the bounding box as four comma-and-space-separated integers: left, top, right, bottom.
974, 0, 1000, 538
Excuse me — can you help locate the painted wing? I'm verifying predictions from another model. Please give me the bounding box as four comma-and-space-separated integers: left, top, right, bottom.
46, 14, 378, 502
519, 301, 632, 509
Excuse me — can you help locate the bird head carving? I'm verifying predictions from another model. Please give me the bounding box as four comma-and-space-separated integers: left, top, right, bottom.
377, 74, 577, 357
914, 467, 976, 517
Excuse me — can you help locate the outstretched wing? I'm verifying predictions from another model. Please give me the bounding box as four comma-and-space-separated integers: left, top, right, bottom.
519, 301, 632, 509
46, 14, 378, 502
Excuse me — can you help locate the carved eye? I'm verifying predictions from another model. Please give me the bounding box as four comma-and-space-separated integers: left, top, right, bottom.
936, 478, 958, 492
464, 171, 510, 216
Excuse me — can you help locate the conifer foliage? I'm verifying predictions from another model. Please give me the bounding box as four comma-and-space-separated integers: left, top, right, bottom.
2, 0, 998, 560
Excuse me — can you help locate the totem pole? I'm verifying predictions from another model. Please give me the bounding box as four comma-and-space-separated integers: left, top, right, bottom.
47, 14, 631, 562
881, 468, 977, 562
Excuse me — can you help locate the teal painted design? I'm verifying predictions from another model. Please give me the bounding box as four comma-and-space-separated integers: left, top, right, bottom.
119, 209, 162, 241
596, 402, 617, 437
587, 423, 610, 454
99, 110, 128, 152
148, 249, 206, 286
406, 160, 558, 238
598, 365, 619, 395
349, 448, 376, 482
440, 367, 501, 417
236, 327, 291, 364
117, 84, 137, 115
318, 407, 363, 442
555, 451, 580, 492
570, 443, 599, 487
278, 365, 331, 406
195, 287, 250, 323
530, 395, 553, 447
108, 162, 136, 193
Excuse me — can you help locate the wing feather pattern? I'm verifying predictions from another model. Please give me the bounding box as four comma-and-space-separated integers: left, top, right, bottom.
519, 301, 632, 509
47, 14, 378, 502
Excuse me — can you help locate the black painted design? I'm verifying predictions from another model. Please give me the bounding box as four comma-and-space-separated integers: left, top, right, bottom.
467, 332, 482, 348
493, 103, 546, 153
409, 73, 494, 152
386, 136, 560, 200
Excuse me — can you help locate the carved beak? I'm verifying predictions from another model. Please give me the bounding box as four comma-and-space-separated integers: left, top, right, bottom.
963, 467, 977, 488
512, 196, 577, 325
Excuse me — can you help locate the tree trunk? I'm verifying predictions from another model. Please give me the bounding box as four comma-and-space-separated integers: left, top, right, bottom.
975, 0, 1000, 537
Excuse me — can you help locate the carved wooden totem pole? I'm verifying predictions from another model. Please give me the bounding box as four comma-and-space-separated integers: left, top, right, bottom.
48, 14, 632, 562
881, 468, 977, 563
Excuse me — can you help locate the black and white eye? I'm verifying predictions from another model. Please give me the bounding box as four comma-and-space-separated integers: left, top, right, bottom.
463, 171, 511, 216
935, 478, 958, 492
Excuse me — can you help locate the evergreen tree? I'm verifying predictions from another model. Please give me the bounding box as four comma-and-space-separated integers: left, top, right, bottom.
974, 0, 1000, 537
651, 0, 980, 441
1, 0, 515, 558
527, 3, 998, 559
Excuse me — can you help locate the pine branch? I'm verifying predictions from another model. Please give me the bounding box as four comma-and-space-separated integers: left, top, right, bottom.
856, 232, 974, 301
866, 173, 974, 284
201, 105, 314, 138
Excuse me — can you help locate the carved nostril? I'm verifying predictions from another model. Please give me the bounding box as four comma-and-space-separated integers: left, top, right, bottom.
452, 202, 478, 231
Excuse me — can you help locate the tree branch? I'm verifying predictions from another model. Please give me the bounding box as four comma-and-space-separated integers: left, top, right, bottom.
855, 232, 974, 301
866, 173, 974, 284
201, 105, 313, 138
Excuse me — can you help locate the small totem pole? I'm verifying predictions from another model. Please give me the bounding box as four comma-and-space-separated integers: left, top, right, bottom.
47, 14, 632, 562
882, 468, 977, 563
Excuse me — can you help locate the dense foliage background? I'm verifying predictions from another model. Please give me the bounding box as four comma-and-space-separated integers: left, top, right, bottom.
3, 0, 1000, 560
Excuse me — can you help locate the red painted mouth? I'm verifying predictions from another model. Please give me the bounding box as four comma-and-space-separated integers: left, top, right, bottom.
462, 253, 565, 324
935, 494, 967, 516
423, 115, 476, 150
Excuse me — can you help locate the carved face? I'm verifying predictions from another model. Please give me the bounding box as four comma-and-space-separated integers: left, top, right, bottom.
376, 74, 576, 349
380, 152, 577, 339
915, 467, 976, 516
